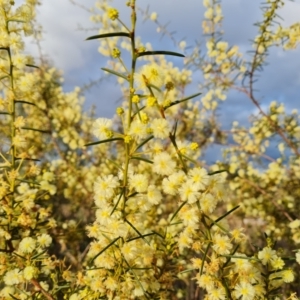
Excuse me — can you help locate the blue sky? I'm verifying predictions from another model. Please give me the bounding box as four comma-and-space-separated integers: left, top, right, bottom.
26, 0, 300, 109
22, 0, 300, 161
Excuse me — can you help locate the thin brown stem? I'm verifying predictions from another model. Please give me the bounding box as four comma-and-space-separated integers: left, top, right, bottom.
31, 279, 55, 300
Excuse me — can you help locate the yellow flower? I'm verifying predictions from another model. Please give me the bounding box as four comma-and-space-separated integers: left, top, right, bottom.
104, 276, 118, 291
190, 142, 199, 150
129, 173, 148, 193
234, 281, 255, 300
271, 256, 284, 270
209, 287, 226, 300
258, 247, 276, 265
108, 8, 119, 20
112, 47, 121, 58
150, 12, 157, 21
147, 185, 162, 205
212, 233, 232, 255
116, 107, 124, 115
281, 269, 294, 283
191, 257, 202, 269
92, 118, 113, 140
14, 116, 26, 128
37, 234, 52, 248
150, 118, 170, 139
132, 95, 140, 103
147, 96, 157, 107
179, 180, 200, 204
195, 273, 215, 291
4, 269, 23, 286
216, 41, 228, 52
204, 7, 214, 19
19, 237, 36, 254
23, 266, 37, 280
128, 119, 148, 139
153, 152, 176, 176
178, 231, 193, 250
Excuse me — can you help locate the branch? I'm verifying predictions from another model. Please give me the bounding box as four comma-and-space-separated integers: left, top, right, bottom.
31, 279, 55, 300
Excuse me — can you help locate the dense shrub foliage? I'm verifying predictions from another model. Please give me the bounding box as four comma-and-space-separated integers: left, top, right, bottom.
0, 0, 299, 299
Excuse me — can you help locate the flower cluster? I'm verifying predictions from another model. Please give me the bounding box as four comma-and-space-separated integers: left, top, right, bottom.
1, 0, 300, 299
0, 2, 83, 298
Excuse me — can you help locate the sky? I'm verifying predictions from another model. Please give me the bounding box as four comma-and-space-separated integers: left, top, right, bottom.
22, 0, 300, 161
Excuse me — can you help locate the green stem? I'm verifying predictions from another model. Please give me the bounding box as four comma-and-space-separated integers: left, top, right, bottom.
7, 47, 16, 193
122, 0, 137, 212
118, 56, 129, 73
169, 132, 188, 173
117, 18, 131, 33
5, 18, 16, 247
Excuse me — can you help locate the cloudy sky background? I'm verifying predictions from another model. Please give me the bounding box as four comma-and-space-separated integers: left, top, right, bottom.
21, 0, 300, 161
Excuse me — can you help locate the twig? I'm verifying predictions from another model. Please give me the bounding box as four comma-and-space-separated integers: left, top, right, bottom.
31, 279, 55, 300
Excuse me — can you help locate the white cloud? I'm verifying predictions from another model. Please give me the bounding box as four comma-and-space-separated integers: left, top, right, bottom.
25, 0, 95, 71
18, 0, 300, 116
